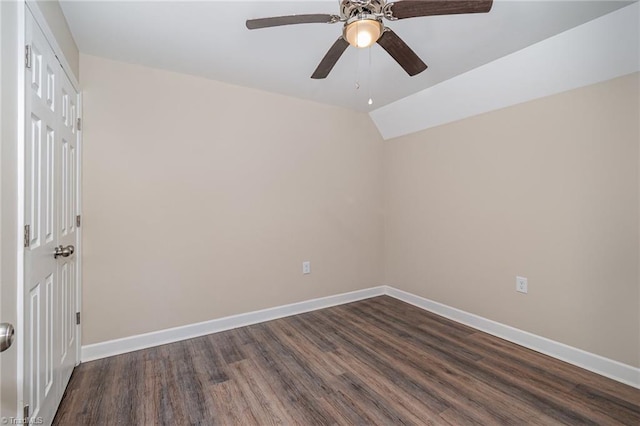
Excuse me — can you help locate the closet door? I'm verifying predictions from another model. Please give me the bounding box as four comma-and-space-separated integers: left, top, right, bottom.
24, 10, 79, 424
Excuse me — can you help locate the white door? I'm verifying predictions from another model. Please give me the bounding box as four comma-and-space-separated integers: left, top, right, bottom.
24, 11, 79, 424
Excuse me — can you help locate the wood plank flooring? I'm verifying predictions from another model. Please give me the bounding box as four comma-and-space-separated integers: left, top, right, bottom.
53, 296, 640, 425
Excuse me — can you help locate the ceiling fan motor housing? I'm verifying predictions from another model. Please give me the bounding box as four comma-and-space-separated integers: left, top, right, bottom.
340, 0, 386, 20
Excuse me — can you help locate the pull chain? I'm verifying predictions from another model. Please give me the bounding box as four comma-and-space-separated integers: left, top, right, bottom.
355, 44, 360, 90
367, 46, 373, 105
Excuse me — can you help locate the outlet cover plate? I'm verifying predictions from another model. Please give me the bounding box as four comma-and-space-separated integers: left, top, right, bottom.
516, 276, 528, 294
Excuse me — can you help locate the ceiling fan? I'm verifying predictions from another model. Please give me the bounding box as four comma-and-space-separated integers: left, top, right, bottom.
246, 0, 493, 79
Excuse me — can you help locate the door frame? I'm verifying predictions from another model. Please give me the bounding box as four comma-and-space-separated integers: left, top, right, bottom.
1, 0, 3, 413
1, 0, 82, 419
1, 0, 26, 419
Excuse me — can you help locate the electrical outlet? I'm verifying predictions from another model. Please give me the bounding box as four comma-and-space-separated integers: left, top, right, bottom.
516, 276, 528, 294
302, 261, 311, 275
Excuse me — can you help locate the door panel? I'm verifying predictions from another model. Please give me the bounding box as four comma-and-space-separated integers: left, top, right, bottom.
24, 10, 79, 425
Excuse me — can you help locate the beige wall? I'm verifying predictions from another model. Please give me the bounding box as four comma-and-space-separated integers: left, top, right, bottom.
35, 0, 79, 80
384, 73, 639, 367
80, 54, 384, 345
81, 51, 638, 368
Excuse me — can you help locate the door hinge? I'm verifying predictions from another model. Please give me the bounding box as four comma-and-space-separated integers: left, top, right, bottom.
76, 312, 81, 325
25, 44, 32, 69
24, 224, 30, 248
23, 404, 30, 423
76, 215, 81, 227
77, 117, 82, 131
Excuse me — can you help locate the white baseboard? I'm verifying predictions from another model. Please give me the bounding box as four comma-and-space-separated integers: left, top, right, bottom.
384, 285, 640, 389
81, 286, 385, 362
81, 284, 639, 389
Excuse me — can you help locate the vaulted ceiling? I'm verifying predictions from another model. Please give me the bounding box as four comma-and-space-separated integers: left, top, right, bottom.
60, 1, 633, 112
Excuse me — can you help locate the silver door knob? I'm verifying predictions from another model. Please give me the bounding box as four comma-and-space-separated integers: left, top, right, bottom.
54, 244, 75, 259
0, 323, 15, 352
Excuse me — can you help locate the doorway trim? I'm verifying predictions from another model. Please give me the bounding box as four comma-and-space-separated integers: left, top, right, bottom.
13, 1, 26, 420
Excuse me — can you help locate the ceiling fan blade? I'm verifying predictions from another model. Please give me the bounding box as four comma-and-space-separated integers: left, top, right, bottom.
311, 37, 350, 79
388, 0, 493, 20
246, 14, 338, 30
377, 29, 427, 76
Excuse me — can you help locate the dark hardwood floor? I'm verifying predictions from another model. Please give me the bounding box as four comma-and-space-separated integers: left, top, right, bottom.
53, 296, 640, 425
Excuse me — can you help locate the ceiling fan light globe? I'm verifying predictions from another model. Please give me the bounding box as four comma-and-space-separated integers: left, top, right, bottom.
344, 19, 382, 48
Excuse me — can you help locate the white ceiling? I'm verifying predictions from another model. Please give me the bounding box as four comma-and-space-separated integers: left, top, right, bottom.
60, 0, 633, 112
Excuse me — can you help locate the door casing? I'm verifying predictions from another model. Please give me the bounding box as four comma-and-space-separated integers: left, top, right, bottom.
1, 0, 26, 420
